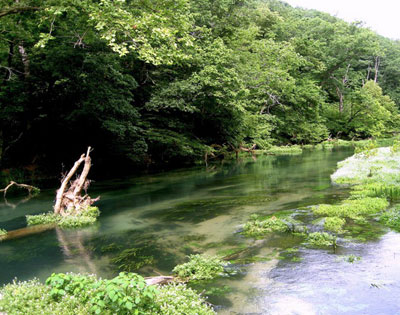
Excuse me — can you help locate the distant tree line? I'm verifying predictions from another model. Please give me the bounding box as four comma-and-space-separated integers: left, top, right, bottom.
1, 0, 400, 177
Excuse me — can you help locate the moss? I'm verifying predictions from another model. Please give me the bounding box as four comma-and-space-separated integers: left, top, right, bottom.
242, 214, 290, 238
306, 232, 337, 248
313, 197, 388, 219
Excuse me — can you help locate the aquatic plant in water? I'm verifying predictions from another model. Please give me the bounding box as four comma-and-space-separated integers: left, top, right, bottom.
0, 228, 7, 236
380, 207, 400, 231
306, 232, 337, 248
26, 207, 100, 229
242, 214, 290, 238
313, 197, 388, 219
324, 217, 346, 233
172, 254, 228, 281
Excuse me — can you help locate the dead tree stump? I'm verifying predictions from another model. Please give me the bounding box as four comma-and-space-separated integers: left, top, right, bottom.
54, 147, 99, 216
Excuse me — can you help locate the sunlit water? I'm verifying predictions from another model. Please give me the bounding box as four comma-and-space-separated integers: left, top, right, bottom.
1, 148, 400, 314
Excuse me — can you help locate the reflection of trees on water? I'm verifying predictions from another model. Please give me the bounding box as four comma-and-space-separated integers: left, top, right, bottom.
55, 228, 97, 274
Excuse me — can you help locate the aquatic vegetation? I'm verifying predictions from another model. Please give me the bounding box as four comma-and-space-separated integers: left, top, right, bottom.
242, 214, 290, 237
313, 197, 388, 219
110, 248, 155, 272
380, 208, 400, 231
0, 229, 7, 236
263, 145, 303, 155
306, 232, 337, 248
26, 207, 100, 229
172, 254, 228, 281
344, 254, 361, 263
0, 272, 215, 315
324, 217, 346, 233
331, 147, 400, 185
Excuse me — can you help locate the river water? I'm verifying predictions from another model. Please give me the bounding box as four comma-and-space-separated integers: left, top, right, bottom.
1, 147, 400, 314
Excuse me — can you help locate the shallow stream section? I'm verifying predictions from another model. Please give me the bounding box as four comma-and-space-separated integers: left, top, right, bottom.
1, 147, 400, 314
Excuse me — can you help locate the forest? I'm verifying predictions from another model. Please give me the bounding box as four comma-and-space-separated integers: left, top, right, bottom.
1, 0, 400, 178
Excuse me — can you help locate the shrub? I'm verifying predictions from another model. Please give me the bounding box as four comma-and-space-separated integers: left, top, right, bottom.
172, 254, 228, 281
0, 272, 216, 315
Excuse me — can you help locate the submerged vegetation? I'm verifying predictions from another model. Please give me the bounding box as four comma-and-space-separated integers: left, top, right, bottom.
242, 214, 290, 237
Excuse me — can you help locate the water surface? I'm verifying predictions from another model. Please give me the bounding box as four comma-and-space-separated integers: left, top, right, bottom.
1, 148, 399, 314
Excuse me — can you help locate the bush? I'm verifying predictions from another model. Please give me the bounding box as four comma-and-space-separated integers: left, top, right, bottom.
172, 254, 228, 281
0, 272, 216, 315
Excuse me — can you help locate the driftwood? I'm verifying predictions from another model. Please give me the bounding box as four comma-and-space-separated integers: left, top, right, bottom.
0, 223, 56, 241
54, 147, 99, 216
0, 181, 39, 198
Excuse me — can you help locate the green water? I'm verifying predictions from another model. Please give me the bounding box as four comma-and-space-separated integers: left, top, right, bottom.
2, 147, 400, 314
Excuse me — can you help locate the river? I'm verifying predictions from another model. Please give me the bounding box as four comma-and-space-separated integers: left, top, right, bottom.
1, 147, 400, 314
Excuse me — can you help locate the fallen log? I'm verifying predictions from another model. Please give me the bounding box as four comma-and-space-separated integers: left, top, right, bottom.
0, 223, 56, 241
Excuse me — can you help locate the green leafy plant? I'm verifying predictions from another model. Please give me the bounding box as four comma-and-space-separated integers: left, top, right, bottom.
324, 217, 346, 233
306, 232, 337, 248
0, 229, 7, 236
172, 254, 228, 280
242, 214, 289, 237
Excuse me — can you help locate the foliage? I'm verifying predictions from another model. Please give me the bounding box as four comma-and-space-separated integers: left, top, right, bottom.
313, 197, 389, 219
1, 0, 400, 174
263, 145, 303, 155
26, 207, 100, 228
172, 254, 228, 280
154, 283, 215, 315
380, 208, 400, 231
324, 217, 346, 233
306, 232, 337, 248
0, 272, 215, 314
242, 214, 290, 237
0, 228, 7, 236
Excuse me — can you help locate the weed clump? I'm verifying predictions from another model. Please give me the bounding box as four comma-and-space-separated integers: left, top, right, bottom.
26, 207, 100, 229
313, 197, 388, 219
172, 254, 228, 281
306, 232, 337, 248
242, 214, 289, 237
324, 217, 346, 233
264, 145, 303, 155
380, 208, 400, 231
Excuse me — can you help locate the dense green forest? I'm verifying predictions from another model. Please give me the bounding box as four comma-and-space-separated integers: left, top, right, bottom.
1, 0, 400, 178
